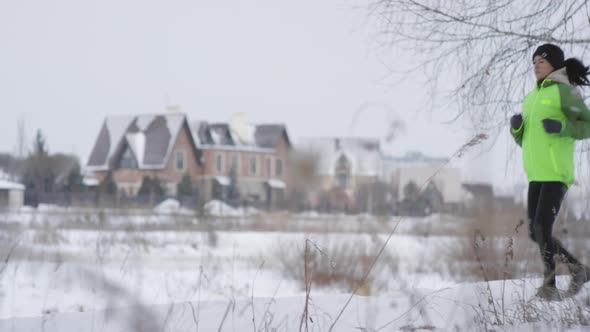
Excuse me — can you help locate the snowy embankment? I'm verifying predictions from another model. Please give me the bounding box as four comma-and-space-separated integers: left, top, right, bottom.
1, 207, 589, 331
2, 277, 590, 331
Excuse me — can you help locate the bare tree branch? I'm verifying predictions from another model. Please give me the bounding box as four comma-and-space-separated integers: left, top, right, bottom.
369, 0, 590, 130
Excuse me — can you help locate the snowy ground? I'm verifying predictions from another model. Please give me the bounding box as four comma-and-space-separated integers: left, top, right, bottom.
1, 208, 589, 331
5, 281, 590, 332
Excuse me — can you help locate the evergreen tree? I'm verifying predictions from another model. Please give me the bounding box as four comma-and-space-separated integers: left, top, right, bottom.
226, 165, 240, 207
177, 173, 195, 196
100, 170, 117, 195
138, 176, 165, 203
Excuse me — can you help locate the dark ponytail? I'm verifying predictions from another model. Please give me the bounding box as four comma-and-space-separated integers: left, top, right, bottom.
564, 58, 590, 86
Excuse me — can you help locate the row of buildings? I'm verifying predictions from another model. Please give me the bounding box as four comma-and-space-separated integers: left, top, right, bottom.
86, 112, 290, 208
81, 110, 471, 213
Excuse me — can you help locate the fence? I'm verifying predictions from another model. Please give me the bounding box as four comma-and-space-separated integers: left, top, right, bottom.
24, 190, 200, 210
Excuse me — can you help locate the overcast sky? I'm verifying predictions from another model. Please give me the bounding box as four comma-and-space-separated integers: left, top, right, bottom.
0, 0, 528, 191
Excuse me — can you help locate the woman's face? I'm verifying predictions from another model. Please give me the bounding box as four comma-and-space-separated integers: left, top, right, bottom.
533, 55, 555, 81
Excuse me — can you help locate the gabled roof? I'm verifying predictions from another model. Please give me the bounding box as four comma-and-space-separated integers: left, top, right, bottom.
255, 124, 290, 148
87, 115, 135, 170
208, 123, 235, 145
87, 113, 188, 171
192, 121, 214, 145
190, 122, 290, 151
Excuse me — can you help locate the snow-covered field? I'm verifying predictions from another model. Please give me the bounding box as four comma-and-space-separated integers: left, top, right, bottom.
1, 208, 589, 331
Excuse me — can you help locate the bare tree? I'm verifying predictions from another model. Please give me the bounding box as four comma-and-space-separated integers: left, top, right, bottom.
369, 0, 590, 132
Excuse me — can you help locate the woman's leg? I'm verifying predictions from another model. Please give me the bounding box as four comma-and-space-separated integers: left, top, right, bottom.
533, 182, 580, 287
527, 182, 542, 243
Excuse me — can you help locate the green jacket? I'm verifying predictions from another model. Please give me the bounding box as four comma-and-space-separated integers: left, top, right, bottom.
511, 68, 590, 187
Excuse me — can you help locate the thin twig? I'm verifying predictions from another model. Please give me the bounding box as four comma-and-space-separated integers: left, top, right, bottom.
218, 299, 234, 332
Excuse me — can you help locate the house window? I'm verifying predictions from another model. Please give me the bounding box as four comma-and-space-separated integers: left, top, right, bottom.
334, 155, 350, 188
176, 151, 185, 171
266, 157, 272, 177
230, 154, 239, 172
275, 158, 283, 177
249, 156, 258, 176
120, 147, 138, 169
216, 154, 224, 173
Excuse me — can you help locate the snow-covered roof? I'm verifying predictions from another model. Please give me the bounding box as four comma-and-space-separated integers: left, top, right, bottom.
0, 180, 25, 190
87, 113, 188, 171
214, 176, 230, 186
190, 121, 289, 151
125, 132, 146, 168
267, 179, 286, 189
296, 137, 382, 177
383, 151, 448, 164
82, 177, 99, 187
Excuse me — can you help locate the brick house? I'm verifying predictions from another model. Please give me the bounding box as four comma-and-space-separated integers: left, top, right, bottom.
87, 112, 291, 207
190, 114, 291, 207
87, 113, 202, 196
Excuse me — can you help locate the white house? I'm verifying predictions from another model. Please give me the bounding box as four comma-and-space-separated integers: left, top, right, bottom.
0, 179, 25, 209
296, 140, 464, 212
382, 151, 463, 204
297, 137, 382, 192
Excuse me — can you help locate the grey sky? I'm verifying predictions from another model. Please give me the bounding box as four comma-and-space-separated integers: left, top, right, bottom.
0, 0, 527, 191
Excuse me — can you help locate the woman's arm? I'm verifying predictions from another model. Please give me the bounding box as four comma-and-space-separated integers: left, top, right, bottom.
511, 123, 524, 146
558, 84, 590, 139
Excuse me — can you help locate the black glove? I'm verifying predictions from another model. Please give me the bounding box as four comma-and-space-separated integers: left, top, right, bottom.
542, 119, 562, 134
510, 114, 523, 130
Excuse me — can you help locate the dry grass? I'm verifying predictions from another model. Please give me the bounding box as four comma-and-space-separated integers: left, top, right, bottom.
449, 210, 590, 330
459, 207, 528, 237
273, 235, 399, 295
440, 233, 544, 282
438, 207, 544, 282
440, 205, 590, 282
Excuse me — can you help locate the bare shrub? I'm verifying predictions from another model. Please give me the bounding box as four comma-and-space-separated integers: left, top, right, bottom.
272, 235, 398, 295
440, 215, 547, 282
474, 280, 590, 330
203, 220, 218, 248
32, 220, 67, 245
444, 203, 590, 283
458, 207, 527, 238
511, 297, 590, 326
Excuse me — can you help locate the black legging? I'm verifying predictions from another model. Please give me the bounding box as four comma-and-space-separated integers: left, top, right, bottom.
528, 181, 580, 286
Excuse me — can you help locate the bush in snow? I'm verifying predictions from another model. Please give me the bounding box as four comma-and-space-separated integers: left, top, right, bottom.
273, 235, 398, 295
32, 220, 66, 245
440, 223, 543, 282
99, 171, 117, 195
137, 176, 165, 205
176, 173, 195, 197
